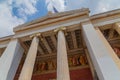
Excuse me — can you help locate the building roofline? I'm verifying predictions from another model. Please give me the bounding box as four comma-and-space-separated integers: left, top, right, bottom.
1, 8, 120, 40
13, 8, 89, 32
90, 8, 120, 20
0, 35, 13, 42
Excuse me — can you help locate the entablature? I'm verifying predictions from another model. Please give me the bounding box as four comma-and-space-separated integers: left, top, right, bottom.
91, 8, 120, 27
13, 8, 89, 34
0, 35, 13, 48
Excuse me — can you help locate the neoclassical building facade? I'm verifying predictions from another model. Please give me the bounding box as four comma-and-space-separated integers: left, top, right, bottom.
0, 8, 120, 80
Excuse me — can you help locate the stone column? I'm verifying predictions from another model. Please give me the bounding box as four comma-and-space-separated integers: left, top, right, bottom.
82, 21, 120, 80
57, 29, 70, 80
0, 39, 24, 80
96, 28, 120, 70
19, 36, 39, 80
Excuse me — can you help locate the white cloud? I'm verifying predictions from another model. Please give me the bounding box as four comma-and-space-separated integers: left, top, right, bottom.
0, 3, 24, 37
0, 0, 38, 37
65, 0, 120, 14
0, 0, 120, 38
14, 0, 38, 15
95, 0, 120, 14
66, 0, 85, 10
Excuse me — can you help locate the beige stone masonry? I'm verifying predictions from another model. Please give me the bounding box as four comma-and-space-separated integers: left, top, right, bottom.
19, 37, 39, 80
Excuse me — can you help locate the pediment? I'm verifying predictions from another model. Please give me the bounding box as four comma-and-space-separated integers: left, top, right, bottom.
13, 8, 89, 33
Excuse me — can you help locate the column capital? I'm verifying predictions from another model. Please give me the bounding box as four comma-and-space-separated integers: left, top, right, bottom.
29, 33, 41, 39
30, 33, 44, 41
115, 22, 120, 28
54, 27, 67, 36
114, 22, 120, 35
115, 22, 120, 25
54, 27, 66, 33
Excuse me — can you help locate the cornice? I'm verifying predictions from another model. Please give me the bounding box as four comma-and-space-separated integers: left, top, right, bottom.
13, 8, 89, 33
90, 8, 120, 20
0, 35, 13, 42
0, 8, 120, 40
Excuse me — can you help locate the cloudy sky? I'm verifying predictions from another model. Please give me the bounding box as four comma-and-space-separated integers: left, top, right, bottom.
0, 0, 120, 38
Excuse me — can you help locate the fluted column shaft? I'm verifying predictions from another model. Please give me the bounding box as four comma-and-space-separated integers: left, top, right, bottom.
82, 22, 120, 80
96, 28, 120, 70
0, 39, 24, 80
57, 30, 70, 80
19, 37, 39, 80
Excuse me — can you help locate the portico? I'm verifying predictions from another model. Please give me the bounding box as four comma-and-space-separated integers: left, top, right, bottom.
0, 8, 120, 80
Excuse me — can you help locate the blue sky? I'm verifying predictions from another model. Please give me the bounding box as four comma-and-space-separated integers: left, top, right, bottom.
0, 0, 120, 37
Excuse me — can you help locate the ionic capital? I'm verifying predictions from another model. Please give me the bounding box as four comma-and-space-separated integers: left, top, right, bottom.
54, 27, 67, 36
54, 27, 66, 33
30, 33, 41, 39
